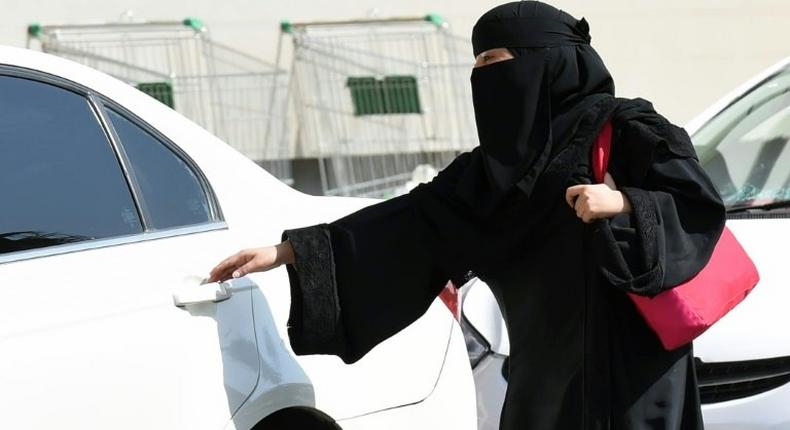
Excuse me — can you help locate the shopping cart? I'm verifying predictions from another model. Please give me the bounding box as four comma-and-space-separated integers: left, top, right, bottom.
276, 14, 477, 198
27, 18, 293, 184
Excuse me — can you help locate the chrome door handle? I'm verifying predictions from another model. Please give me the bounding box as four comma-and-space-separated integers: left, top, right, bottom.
173, 280, 233, 307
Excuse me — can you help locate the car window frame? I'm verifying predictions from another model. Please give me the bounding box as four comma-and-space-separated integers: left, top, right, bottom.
691, 65, 790, 218
693, 65, 790, 160
0, 65, 226, 265
96, 96, 223, 229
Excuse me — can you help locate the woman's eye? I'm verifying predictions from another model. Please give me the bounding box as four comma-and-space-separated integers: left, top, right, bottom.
474, 53, 511, 68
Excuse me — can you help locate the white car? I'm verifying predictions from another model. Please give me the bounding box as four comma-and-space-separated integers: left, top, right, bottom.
0, 45, 477, 430
463, 57, 790, 429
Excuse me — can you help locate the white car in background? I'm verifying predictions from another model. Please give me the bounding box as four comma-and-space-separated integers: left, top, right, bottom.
463, 57, 790, 429
0, 46, 477, 430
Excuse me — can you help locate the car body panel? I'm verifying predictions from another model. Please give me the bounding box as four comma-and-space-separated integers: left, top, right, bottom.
470, 353, 508, 430
245, 264, 458, 420
701, 380, 790, 429
0, 45, 475, 428
0, 228, 258, 429
461, 278, 510, 356
333, 322, 477, 430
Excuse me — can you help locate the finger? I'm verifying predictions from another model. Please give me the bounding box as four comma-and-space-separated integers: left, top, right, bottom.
211, 253, 239, 274
567, 194, 578, 209
209, 257, 237, 282
233, 257, 264, 279
566, 185, 585, 207
574, 194, 589, 218
209, 265, 237, 283
209, 251, 252, 282
210, 263, 242, 283
208, 266, 226, 283
208, 269, 232, 283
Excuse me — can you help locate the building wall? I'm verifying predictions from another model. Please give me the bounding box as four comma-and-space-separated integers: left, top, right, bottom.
2, 0, 786, 124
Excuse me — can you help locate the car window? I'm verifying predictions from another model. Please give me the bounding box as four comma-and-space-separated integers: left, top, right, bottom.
105, 108, 212, 230
694, 68, 790, 207
0, 76, 143, 255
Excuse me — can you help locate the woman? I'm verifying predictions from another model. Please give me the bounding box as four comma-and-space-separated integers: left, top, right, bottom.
209, 2, 725, 428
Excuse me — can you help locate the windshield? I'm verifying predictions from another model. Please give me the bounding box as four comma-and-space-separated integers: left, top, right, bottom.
693, 67, 790, 210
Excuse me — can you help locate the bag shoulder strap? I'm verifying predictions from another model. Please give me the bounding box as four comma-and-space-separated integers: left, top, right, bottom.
592, 120, 613, 184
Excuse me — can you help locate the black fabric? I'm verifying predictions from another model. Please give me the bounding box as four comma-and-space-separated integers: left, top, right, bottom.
279, 2, 725, 428
593, 105, 725, 297
282, 96, 724, 428
284, 195, 452, 364
459, 1, 615, 217
611, 98, 701, 182
472, 2, 592, 56
282, 225, 345, 357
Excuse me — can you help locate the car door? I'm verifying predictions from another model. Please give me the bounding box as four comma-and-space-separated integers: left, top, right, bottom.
0, 70, 258, 429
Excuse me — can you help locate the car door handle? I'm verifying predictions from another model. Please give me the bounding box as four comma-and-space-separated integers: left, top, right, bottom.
173, 279, 233, 307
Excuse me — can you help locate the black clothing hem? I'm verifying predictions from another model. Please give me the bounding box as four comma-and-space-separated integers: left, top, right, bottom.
282, 224, 348, 359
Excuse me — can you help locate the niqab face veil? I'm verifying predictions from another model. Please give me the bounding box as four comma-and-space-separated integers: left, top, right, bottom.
457, 1, 615, 216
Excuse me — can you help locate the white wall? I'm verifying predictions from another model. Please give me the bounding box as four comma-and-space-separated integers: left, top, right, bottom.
2, 0, 786, 124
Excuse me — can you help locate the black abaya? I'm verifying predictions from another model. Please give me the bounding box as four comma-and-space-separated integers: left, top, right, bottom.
282, 95, 725, 429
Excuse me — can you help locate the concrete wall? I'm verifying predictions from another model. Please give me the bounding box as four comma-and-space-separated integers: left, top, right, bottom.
2, 0, 786, 124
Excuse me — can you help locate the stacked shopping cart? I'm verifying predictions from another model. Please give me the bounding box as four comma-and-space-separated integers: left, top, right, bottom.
278, 14, 477, 197
28, 17, 294, 183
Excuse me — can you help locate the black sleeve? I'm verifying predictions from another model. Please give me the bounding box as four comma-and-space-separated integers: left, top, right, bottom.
593, 146, 726, 297
282, 155, 478, 364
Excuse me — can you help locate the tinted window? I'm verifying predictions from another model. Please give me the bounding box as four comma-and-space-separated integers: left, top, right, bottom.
0, 76, 142, 255
106, 109, 211, 230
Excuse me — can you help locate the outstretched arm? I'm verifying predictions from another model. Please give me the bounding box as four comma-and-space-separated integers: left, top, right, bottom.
207, 152, 480, 364
208, 240, 295, 283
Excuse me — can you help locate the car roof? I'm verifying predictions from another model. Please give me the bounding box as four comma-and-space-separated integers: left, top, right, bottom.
0, 45, 153, 105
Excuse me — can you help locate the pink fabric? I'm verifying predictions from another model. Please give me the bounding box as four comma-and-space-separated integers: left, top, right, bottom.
592, 120, 612, 184
627, 228, 759, 349
593, 120, 760, 350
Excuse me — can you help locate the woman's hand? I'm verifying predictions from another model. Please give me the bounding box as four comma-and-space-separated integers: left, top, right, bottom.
565, 173, 632, 223
207, 241, 295, 283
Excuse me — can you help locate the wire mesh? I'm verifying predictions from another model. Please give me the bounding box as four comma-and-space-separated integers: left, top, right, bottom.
28, 19, 293, 184
282, 16, 477, 198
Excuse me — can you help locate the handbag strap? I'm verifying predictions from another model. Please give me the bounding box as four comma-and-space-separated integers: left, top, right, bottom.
592, 120, 613, 184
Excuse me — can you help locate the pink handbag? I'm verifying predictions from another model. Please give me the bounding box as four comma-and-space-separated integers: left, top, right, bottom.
592, 120, 760, 350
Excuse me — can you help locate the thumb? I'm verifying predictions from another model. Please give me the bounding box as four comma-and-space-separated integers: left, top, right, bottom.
565, 185, 585, 208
